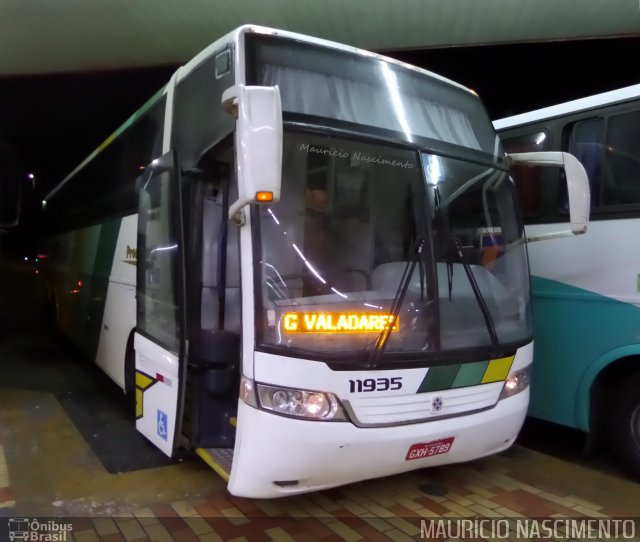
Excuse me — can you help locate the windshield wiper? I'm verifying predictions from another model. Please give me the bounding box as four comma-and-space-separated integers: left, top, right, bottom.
366, 237, 425, 368
451, 237, 499, 350
434, 181, 499, 351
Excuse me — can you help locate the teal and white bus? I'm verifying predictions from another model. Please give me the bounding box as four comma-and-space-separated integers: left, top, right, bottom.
495, 84, 640, 479
40, 25, 588, 498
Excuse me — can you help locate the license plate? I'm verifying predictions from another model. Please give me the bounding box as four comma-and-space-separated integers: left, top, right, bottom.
405, 437, 454, 461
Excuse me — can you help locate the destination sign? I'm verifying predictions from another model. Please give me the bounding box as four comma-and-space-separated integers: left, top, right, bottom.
282, 312, 399, 333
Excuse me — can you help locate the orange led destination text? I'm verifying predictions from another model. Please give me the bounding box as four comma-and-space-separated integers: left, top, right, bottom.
283, 312, 400, 333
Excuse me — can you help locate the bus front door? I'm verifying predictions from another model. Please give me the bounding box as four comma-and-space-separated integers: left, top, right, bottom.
134, 150, 187, 457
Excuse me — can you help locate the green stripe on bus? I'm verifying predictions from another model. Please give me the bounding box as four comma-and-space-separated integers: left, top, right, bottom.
85, 218, 122, 360
452, 361, 489, 388
417, 364, 460, 393
417, 360, 498, 392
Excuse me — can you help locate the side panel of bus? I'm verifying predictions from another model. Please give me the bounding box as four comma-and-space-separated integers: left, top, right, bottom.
499, 98, 640, 434
41, 97, 166, 392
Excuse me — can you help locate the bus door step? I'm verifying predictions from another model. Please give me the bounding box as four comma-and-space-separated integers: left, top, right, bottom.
195, 447, 234, 481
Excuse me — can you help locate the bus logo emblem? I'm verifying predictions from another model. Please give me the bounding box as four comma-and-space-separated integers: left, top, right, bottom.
431, 396, 443, 413
8, 518, 29, 541
123, 245, 137, 266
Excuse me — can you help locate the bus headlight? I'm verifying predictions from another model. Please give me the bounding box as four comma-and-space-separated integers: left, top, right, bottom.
256, 383, 348, 421
499, 365, 531, 400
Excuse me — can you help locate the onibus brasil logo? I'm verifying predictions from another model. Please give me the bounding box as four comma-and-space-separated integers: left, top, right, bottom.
7, 518, 73, 542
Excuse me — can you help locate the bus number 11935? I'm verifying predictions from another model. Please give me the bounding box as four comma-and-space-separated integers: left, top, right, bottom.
349, 377, 403, 393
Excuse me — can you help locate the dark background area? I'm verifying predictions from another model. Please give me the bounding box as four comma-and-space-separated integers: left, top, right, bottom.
1, 35, 639, 252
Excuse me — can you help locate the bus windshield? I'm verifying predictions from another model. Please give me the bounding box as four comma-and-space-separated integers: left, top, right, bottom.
247, 33, 500, 160
255, 131, 532, 360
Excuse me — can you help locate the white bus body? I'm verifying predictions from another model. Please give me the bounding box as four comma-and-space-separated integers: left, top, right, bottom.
495, 83, 640, 479
40, 25, 587, 497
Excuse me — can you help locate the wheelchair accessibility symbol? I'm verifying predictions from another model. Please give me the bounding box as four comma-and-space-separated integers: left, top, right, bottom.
157, 409, 168, 441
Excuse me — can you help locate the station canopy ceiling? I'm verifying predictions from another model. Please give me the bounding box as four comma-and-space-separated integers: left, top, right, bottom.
1, 0, 639, 76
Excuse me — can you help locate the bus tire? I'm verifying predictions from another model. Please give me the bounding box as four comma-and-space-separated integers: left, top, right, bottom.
608, 373, 640, 480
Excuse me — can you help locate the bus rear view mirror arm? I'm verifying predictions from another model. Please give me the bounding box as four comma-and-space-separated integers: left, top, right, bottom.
222, 84, 283, 226
507, 151, 590, 241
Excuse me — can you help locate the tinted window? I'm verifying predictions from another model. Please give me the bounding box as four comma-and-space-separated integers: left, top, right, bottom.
247, 34, 500, 161
45, 98, 165, 231
566, 118, 604, 209
603, 110, 640, 206
501, 131, 546, 217
137, 159, 181, 352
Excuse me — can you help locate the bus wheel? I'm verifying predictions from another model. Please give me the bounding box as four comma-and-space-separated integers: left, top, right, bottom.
608, 374, 640, 480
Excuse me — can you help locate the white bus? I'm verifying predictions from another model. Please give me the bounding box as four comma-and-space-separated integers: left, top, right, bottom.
40, 25, 589, 498
495, 84, 640, 479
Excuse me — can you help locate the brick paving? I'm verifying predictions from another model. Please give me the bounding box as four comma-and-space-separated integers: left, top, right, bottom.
0, 435, 15, 509
3, 447, 640, 541
1, 389, 640, 540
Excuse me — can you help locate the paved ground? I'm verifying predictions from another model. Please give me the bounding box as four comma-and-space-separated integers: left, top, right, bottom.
1, 259, 640, 541
1, 401, 640, 541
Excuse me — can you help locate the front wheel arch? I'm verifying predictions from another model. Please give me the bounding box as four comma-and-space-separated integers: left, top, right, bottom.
606, 372, 640, 480
577, 346, 640, 432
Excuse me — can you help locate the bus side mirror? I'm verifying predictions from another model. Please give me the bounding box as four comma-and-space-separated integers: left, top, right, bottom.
507, 151, 590, 242
222, 84, 283, 225
0, 166, 21, 228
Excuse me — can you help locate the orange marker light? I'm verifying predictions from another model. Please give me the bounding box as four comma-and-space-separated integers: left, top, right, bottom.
255, 191, 273, 202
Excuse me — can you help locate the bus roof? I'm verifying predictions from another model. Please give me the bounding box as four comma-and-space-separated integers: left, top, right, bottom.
45, 24, 476, 203
493, 83, 640, 131
180, 24, 475, 94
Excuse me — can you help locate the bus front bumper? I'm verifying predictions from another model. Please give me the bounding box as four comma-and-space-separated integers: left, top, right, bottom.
226, 389, 528, 498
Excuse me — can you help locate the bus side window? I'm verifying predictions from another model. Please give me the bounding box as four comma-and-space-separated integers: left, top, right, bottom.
602, 110, 640, 206
562, 118, 604, 211
501, 132, 546, 218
